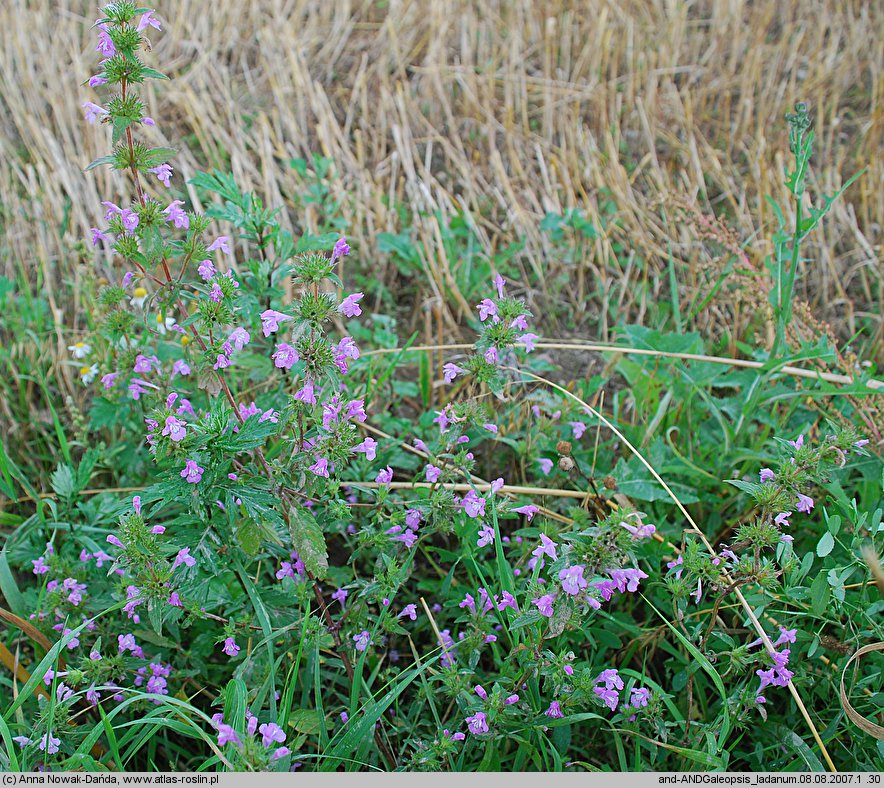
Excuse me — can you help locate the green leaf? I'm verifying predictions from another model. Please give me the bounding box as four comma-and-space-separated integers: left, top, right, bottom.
0, 546, 24, 616
810, 570, 830, 615
287, 507, 328, 578
50, 464, 76, 499
84, 155, 116, 172
288, 709, 322, 735
142, 147, 178, 167
142, 67, 170, 80
725, 479, 762, 497
816, 531, 835, 558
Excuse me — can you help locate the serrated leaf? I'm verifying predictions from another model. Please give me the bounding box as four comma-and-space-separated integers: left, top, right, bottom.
50, 464, 76, 499
725, 478, 762, 497
143, 147, 177, 167
287, 506, 328, 578
816, 531, 835, 558
236, 520, 265, 557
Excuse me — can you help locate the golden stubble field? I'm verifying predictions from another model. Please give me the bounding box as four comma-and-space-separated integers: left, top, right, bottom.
0, 0, 880, 355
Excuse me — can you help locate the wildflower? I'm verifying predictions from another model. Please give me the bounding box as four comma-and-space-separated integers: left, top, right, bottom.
774, 512, 791, 527
171, 548, 196, 571
608, 567, 648, 593
137, 9, 162, 32
171, 360, 191, 378
272, 343, 299, 370
511, 314, 529, 330
569, 421, 587, 439
621, 519, 656, 539
133, 354, 160, 374
443, 363, 465, 383
222, 638, 240, 657
209, 283, 223, 303
532, 534, 558, 561
474, 685, 488, 700
498, 591, 518, 612
88, 73, 108, 87
162, 200, 189, 229
32, 556, 50, 575
353, 437, 378, 461
538, 458, 554, 475
399, 604, 417, 620
197, 260, 216, 280
484, 347, 499, 364
788, 434, 804, 450
118, 633, 138, 654
331, 237, 351, 262
39, 733, 61, 755
168, 592, 183, 607
444, 730, 466, 741
294, 380, 316, 404
106, 534, 124, 548
392, 530, 418, 548
353, 630, 372, 652
545, 701, 564, 718
207, 236, 230, 254
334, 337, 360, 373
796, 494, 814, 513
519, 333, 539, 352
466, 711, 489, 735
532, 593, 556, 617
477, 299, 498, 322
477, 525, 495, 547
161, 415, 187, 443
559, 565, 588, 596
376, 466, 394, 485
130, 287, 149, 308
308, 457, 330, 478
493, 273, 506, 298
213, 354, 230, 370
339, 293, 364, 317
759, 468, 775, 482
630, 687, 650, 709
68, 341, 91, 359
148, 164, 173, 187
180, 460, 204, 484
217, 724, 240, 747
462, 492, 486, 518
258, 722, 286, 748
83, 101, 108, 124
331, 588, 348, 606
483, 422, 498, 433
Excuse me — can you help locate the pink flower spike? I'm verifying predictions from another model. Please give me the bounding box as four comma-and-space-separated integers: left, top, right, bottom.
338, 293, 364, 317
136, 10, 162, 32
207, 236, 230, 254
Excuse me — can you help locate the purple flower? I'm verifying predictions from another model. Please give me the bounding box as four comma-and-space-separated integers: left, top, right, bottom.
207, 236, 230, 254
483, 347, 499, 365
462, 492, 486, 518
227, 327, 250, 351
120, 209, 139, 234
338, 293, 364, 317
353, 437, 378, 461
532, 593, 556, 617
608, 567, 648, 593
405, 509, 422, 529
519, 333, 539, 352
161, 415, 187, 443
593, 685, 620, 711
83, 101, 108, 124
529, 534, 557, 564
493, 273, 506, 298
559, 565, 588, 596
474, 685, 487, 699
271, 747, 290, 761
180, 460, 204, 484
759, 468, 775, 482
443, 363, 465, 384
334, 337, 360, 373
392, 530, 418, 548
162, 200, 189, 229
788, 434, 805, 450
197, 260, 216, 280
38, 733, 61, 754
465, 711, 488, 735
106, 534, 124, 548
796, 494, 814, 513
538, 458, 554, 475
545, 701, 564, 718
217, 724, 240, 747
272, 342, 299, 370
376, 466, 394, 485
32, 556, 50, 575
148, 164, 173, 187
259, 722, 286, 748
136, 10, 162, 32
222, 638, 240, 657
353, 630, 372, 652
331, 237, 351, 262
309, 456, 330, 478
213, 354, 230, 370
399, 604, 417, 620
563, 665, 574, 676
209, 283, 223, 303
630, 687, 650, 709
569, 421, 587, 440
168, 592, 183, 607
88, 73, 108, 87
425, 464, 442, 483
133, 354, 160, 374
171, 548, 196, 571
476, 525, 495, 547
332, 588, 348, 606
498, 591, 518, 612
477, 299, 498, 322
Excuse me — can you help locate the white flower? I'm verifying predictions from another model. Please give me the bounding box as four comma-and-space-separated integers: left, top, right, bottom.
79, 364, 99, 385
68, 342, 92, 359
155, 314, 177, 335
130, 287, 148, 309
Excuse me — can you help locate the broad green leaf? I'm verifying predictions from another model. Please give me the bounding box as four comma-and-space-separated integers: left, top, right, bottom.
287, 506, 328, 578
816, 531, 835, 558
